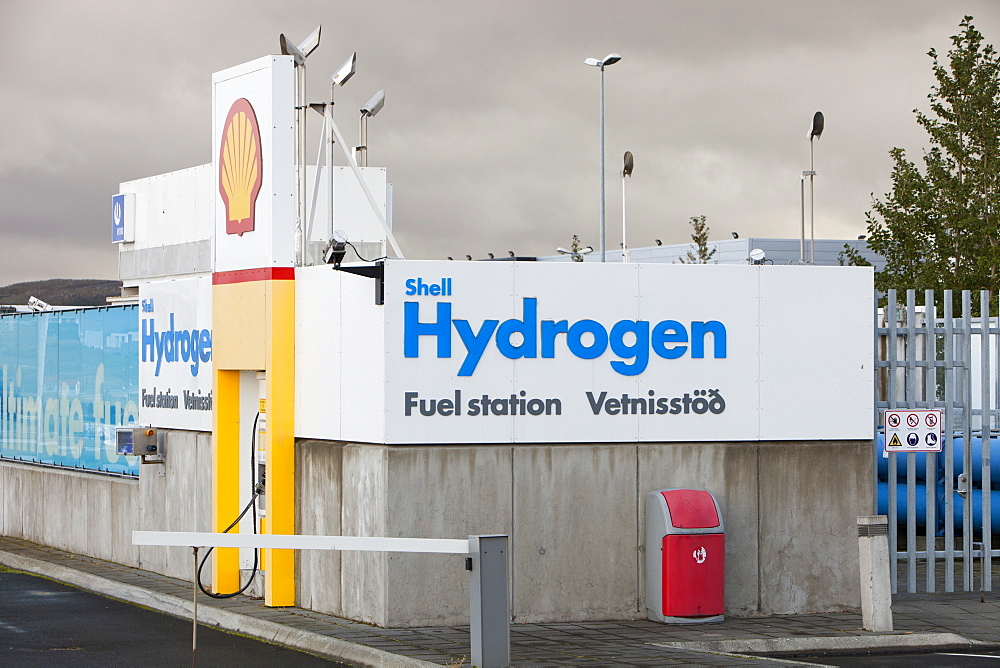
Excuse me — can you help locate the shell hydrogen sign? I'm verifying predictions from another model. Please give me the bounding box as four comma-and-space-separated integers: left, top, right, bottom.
294, 261, 875, 445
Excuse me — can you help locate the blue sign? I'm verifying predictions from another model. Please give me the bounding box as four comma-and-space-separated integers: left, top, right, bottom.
111, 194, 126, 243
0, 306, 140, 476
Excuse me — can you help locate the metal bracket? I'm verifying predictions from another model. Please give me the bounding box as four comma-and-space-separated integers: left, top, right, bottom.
334, 260, 384, 305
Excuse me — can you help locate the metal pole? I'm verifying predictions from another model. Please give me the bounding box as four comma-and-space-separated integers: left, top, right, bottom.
295, 64, 307, 267
800, 174, 806, 263
192, 547, 198, 654
326, 98, 334, 242
599, 66, 607, 262
622, 174, 627, 263
469, 535, 510, 668
359, 115, 368, 168
809, 136, 815, 264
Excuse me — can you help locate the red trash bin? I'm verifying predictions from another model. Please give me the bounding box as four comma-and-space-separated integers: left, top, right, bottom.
645, 488, 725, 623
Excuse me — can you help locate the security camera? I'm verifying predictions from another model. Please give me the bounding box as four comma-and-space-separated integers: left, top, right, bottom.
323, 230, 349, 267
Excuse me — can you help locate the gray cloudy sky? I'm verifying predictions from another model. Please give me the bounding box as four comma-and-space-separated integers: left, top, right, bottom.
2, 0, 999, 283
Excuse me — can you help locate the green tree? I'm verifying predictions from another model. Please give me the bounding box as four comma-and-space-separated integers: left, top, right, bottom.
569, 234, 586, 262
838, 243, 872, 267
865, 16, 1000, 296
677, 215, 717, 264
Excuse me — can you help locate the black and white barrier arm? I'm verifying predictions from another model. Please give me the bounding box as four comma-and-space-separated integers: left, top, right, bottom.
132, 531, 509, 668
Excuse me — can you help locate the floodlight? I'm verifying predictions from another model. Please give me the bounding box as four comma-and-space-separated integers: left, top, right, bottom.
333, 52, 357, 86
279, 27, 322, 268
279, 34, 306, 66
488, 253, 495, 259
508, 251, 515, 257
810, 111, 825, 139
298, 25, 322, 57
557, 246, 594, 261
584, 57, 601, 66
323, 230, 349, 267
466, 255, 472, 261
804, 110, 825, 264
602, 53, 622, 66
749, 248, 766, 265
732, 232, 739, 239
357, 89, 385, 166
655, 239, 662, 246
622, 151, 634, 177
361, 89, 385, 117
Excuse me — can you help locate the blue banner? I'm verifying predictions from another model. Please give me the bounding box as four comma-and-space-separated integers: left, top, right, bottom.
0, 306, 140, 476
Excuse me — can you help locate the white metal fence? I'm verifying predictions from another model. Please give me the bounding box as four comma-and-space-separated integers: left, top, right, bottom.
875, 289, 997, 593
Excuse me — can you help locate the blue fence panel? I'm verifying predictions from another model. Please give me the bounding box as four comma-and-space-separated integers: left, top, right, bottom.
0, 306, 140, 476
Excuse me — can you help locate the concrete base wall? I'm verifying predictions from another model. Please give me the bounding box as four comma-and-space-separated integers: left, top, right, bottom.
2, 436, 872, 627
300, 439, 872, 626
0, 429, 213, 581
0, 461, 139, 566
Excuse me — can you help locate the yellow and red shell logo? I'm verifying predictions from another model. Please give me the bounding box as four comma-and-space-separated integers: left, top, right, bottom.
219, 98, 263, 236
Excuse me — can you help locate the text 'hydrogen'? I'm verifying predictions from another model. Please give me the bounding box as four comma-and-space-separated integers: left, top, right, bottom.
403, 297, 727, 376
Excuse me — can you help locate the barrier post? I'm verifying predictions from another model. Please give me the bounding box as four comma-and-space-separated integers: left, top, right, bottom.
858, 515, 893, 631
469, 535, 510, 668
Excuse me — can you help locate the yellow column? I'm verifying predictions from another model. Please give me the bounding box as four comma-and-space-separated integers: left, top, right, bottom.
264, 276, 295, 606
212, 269, 295, 606
211, 368, 241, 593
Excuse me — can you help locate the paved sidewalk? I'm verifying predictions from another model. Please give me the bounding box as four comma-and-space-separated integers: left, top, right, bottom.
0, 536, 996, 666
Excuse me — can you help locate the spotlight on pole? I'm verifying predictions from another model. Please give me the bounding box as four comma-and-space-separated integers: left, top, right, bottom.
807, 111, 824, 264
584, 52, 622, 262
333, 52, 357, 86
357, 89, 385, 167
557, 246, 595, 262
621, 151, 633, 263
278, 25, 322, 268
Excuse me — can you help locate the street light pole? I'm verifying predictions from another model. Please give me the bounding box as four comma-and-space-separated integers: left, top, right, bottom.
808, 111, 824, 265
622, 151, 633, 263
585, 53, 621, 262
600, 67, 606, 262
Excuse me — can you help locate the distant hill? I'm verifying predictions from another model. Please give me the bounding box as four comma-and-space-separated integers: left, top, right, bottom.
0, 279, 123, 307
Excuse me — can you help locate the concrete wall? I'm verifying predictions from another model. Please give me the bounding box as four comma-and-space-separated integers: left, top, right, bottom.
295, 440, 343, 616
0, 429, 213, 581
0, 461, 139, 566
3, 435, 872, 627
303, 439, 872, 626
135, 430, 214, 580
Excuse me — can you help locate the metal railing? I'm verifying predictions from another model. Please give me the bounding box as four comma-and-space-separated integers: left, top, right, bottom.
875, 289, 997, 593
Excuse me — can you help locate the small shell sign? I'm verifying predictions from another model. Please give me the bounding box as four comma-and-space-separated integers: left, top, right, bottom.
219, 98, 263, 237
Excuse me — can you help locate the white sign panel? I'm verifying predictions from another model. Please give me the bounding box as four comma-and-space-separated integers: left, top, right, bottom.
139, 277, 213, 430
885, 409, 943, 452
212, 56, 295, 273
296, 262, 874, 444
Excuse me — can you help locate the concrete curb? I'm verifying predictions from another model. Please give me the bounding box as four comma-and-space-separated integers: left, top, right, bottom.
0, 549, 436, 668
652, 631, 985, 655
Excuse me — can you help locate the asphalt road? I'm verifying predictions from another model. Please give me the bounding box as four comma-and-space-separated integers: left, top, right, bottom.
0, 568, 344, 666
792, 650, 1000, 666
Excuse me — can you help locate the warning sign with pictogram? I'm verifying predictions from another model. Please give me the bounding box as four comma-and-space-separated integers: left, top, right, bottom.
884, 409, 943, 453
